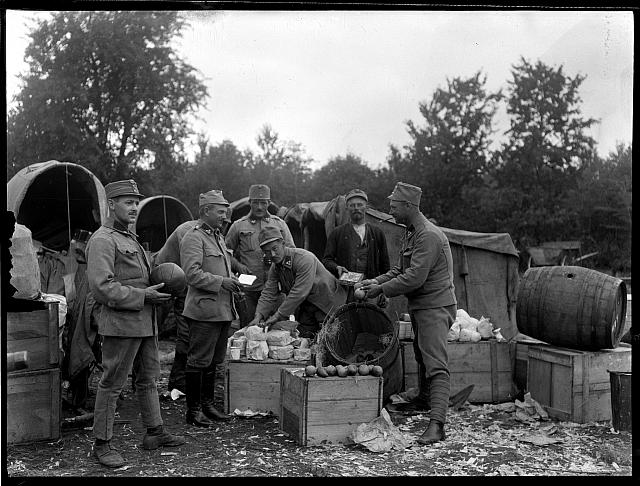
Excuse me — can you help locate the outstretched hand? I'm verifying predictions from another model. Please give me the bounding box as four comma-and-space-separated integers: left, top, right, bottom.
144, 283, 172, 304
221, 276, 241, 293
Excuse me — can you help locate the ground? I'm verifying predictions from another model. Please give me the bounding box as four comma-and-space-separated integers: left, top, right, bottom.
5, 338, 634, 477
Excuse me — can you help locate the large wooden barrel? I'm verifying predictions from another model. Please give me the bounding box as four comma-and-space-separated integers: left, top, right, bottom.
516, 266, 627, 350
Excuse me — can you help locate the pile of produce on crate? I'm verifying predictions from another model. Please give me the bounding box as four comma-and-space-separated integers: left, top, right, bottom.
447, 309, 506, 343
227, 322, 311, 361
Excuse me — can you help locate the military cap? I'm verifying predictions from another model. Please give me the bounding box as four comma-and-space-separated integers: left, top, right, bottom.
387, 181, 422, 205
258, 226, 284, 247
199, 190, 229, 207
249, 184, 271, 200
105, 179, 144, 199
345, 188, 368, 203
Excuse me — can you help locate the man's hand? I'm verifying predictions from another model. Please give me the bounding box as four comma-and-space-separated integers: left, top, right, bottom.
336, 266, 347, 277
361, 283, 383, 299
354, 279, 375, 291
248, 314, 263, 328
221, 276, 241, 293
237, 264, 251, 275
144, 283, 172, 304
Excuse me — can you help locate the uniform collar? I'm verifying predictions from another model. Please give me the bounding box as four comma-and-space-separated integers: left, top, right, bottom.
248, 212, 272, 224
196, 220, 219, 236
105, 217, 138, 237
277, 246, 294, 269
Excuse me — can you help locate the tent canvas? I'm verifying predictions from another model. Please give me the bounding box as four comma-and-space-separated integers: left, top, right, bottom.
132, 195, 193, 252
7, 160, 107, 251
281, 196, 521, 341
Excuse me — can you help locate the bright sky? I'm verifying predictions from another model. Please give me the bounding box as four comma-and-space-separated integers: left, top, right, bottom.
5, 9, 634, 171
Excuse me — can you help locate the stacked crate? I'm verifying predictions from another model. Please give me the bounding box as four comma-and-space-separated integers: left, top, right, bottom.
6, 301, 62, 445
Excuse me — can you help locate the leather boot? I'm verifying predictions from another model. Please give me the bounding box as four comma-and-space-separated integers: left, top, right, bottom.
93, 440, 125, 468
168, 352, 187, 393
185, 370, 213, 427
417, 419, 446, 445
142, 425, 186, 450
201, 370, 231, 421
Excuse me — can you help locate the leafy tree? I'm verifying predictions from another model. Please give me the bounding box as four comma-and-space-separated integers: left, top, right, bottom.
308, 153, 377, 202
179, 138, 250, 214
490, 57, 599, 242
245, 125, 314, 206
388, 71, 502, 225
7, 11, 208, 185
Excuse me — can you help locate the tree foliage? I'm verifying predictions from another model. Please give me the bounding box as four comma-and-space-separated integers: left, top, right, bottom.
389, 71, 502, 225
488, 57, 599, 243
308, 153, 377, 202
7, 11, 208, 184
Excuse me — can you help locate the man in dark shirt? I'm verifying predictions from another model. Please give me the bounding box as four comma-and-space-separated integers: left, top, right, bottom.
322, 189, 390, 296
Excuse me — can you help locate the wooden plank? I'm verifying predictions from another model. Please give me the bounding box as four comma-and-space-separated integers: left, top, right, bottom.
306, 376, 381, 402
7, 368, 61, 445
305, 423, 362, 446
6, 304, 60, 371
305, 399, 381, 425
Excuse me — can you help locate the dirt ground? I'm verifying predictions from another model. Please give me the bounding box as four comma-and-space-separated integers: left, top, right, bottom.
5, 337, 634, 477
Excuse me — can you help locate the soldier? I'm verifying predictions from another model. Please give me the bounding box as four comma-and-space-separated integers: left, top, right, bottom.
180, 190, 239, 427
225, 184, 295, 320
86, 179, 185, 468
248, 227, 348, 338
356, 182, 457, 445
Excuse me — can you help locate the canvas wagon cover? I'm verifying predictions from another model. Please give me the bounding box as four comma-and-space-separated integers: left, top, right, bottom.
132, 195, 193, 253
282, 196, 520, 341
7, 160, 108, 251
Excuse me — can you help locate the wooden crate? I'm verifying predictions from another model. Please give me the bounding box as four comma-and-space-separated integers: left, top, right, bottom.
514, 334, 550, 394
224, 358, 310, 416
7, 303, 60, 372
527, 345, 632, 423
279, 368, 383, 446
402, 340, 516, 403
7, 368, 61, 445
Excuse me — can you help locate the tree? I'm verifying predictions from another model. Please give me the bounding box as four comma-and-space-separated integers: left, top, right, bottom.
7, 11, 208, 185
490, 57, 599, 242
308, 153, 377, 202
179, 138, 250, 214
388, 71, 502, 225
245, 125, 314, 206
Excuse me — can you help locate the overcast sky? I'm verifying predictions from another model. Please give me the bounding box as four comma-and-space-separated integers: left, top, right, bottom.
5, 9, 634, 171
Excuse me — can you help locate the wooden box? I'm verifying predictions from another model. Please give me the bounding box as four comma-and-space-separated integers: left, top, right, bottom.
7, 303, 60, 372
7, 368, 61, 445
514, 334, 550, 394
279, 368, 383, 446
402, 340, 516, 403
224, 358, 310, 416
527, 345, 632, 423
397, 320, 415, 341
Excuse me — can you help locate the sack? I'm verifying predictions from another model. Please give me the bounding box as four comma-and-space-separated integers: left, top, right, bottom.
293, 348, 311, 361
246, 340, 269, 360
459, 328, 482, 342
269, 320, 299, 334
265, 329, 294, 346
477, 317, 494, 339
447, 320, 461, 342
9, 223, 42, 300
245, 325, 268, 341
268, 344, 294, 360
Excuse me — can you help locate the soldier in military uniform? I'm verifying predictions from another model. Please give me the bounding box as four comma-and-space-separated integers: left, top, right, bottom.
248, 227, 348, 338
180, 190, 239, 427
86, 180, 185, 468
356, 182, 457, 445
225, 184, 295, 320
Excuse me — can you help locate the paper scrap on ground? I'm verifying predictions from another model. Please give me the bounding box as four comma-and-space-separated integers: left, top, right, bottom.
352, 408, 413, 453
170, 388, 185, 401
233, 408, 271, 418
239, 274, 257, 286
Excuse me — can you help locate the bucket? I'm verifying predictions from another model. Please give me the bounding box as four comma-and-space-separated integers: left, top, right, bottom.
319, 301, 402, 403
516, 266, 627, 350
608, 370, 632, 432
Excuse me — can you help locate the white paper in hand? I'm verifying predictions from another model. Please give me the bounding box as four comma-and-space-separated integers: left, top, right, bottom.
238, 274, 257, 286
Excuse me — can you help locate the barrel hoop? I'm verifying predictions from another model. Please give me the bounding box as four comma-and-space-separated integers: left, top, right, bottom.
521, 268, 543, 340
574, 268, 591, 349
